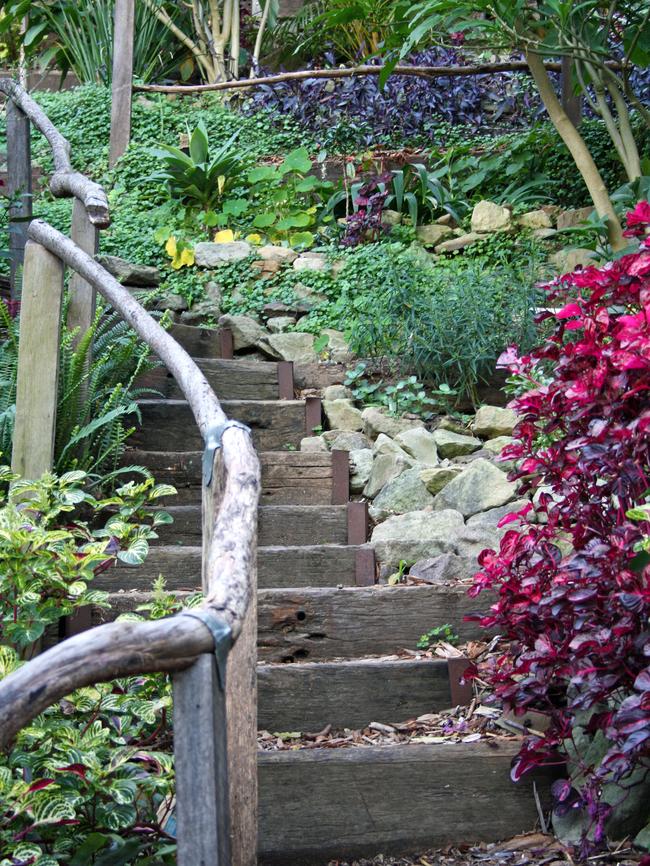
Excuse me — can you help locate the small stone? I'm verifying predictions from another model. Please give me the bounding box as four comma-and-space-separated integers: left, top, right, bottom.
263, 301, 311, 320
435, 213, 455, 226
517, 209, 553, 230
419, 465, 463, 494
363, 452, 412, 499
267, 316, 296, 333
300, 436, 328, 453
179, 300, 220, 324
330, 431, 371, 451
395, 427, 439, 466
434, 232, 482, 254
473, 405, 518, 439
323, 384, 353, 401
154, 292, 187, 313
218, 314, 265, 351
437, 416, 471, 435
205, 281, 222, 306
349, 448, 374, 494
251, 259, 281, 275
533, 227, 558, 240
258, 332, 318, 364
293, 282, 327, 305
293, 252, 327, 272
410, 553, 477, 584
362, 407, 424, 441
258, 245, 298, 264
194, 241, 251, 267
415, 224, 453, 247
323, 399, 363, 432
321, 329, 351, 363
483, 436, 515, 456
371, 509, 465, 571
433, 458, 518, 518
471, 200, 511, 233
97, 255, 160, 287
372, 433, 413, 460
370, 467, 434, 520
556, 206, 593, 230
551, 248, 596, 274
381, 209, 403, 226
466, 499, 531, 532
432, 429, 482, 458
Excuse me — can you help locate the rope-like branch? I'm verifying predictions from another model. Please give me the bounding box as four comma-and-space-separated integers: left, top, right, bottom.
0, 220, 261, 750
0, 79, 110, 227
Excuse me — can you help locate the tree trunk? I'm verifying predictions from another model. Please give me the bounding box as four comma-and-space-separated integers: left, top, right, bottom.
525, 50, 625, 251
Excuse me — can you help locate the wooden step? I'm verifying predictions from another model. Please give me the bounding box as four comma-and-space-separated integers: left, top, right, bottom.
258, 657, 455, 732
258, 742, 551, 864
140, 358, 294, 401
166, 323, 232, 358
157, 504, 351, 546
93, 585, 485, 661
98, 544, 371, 590
123, 450, 349, 505
130, 399, 316, 452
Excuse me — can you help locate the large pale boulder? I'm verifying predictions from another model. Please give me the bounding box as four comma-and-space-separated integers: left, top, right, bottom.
372, 433, 413, 459
267, 316, 296, 333
362, 407, 424, 441
395, 427, 439, 465
323, 384, 353, 401
195, 241, 251, 267
471, 201, 511, 233
323, 399, 363, 432
330, 431, 370, 451
258, 332, 318, 364
473, 405, 518, 439
467, 498, 531, 533
370, 467, 434, 520
300, 436, 328, 453
483, 435, 515, 455
416, 224, 453, 247
433, 458, 518, 517
382, 209, 403, 226
218, 314, 266, 351
410, 553, 477, 584
293, 251, 327, 272
97, 255, 160, 287
551, 248, 596, 274
419, 465, 463, 494
349, 449, 374, 493
321, 329, 351, 363
363, 453, 412, 499
371, 509, 464, 571
556, 206, 593, 230
433, 429, 482, 458
518, 209, 552, 230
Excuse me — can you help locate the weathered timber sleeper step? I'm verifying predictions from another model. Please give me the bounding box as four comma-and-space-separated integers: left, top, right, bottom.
157, 504, 351, 546
131, 399, 312, 452
165, 323, 232, 358
139, 358, 293, 401
122, 450, 348, 505
257, 741, 552, 865
258, 657, 455, 731
95, 585, 486, 660
99, 544, 367, 590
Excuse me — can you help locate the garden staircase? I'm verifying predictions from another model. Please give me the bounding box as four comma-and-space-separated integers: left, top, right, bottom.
85, 323, 551, 864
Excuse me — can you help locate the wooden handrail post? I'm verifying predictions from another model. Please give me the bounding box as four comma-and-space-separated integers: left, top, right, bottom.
11, 241, 64, 478
6, 99, 32, 298
204, 449, 258, 866
67, 199, 99, 343
109, 0, 135, 168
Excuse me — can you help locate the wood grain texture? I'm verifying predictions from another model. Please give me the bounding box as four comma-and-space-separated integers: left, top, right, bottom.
167, 323, 224, 357
257, 585, 486, 663
101, 544, 360, 590
257, 742, 552, 864
140, 358, 282, 401
67, 199, 99, 343
258, 657, 453, 731
11, 242, 63, 478
130, 399, 307, 451
109, 0, 135, 168
155, 504, 349, 546
6, 99, 31, 296
122, 450, 337, 505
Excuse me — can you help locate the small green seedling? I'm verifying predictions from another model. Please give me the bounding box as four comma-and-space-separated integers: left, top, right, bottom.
417, 623, 459, 650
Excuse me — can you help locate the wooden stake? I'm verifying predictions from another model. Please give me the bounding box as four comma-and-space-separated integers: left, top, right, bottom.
109, 0, 135, 168
6, 99, 32, 298
12, 242, 64, 478
67, 199, 99, 343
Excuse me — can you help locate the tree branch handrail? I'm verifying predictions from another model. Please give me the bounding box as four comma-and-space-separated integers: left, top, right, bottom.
0, 88, 261, 861
0, 78, 110, 227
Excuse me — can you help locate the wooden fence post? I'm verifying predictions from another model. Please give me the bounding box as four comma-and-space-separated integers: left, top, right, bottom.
6, 100, 32, 298
109, 0, 135, 168
67, 199, 99, 342
11, 242, 64, 478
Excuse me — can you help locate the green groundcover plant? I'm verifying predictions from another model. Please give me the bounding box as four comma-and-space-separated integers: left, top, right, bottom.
0, 467, 186, 865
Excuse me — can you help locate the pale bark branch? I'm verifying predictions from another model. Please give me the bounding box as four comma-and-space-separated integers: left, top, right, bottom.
0, 78, 110, 227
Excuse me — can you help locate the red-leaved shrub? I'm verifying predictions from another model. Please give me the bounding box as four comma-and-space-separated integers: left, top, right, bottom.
469, 202, 650, 850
